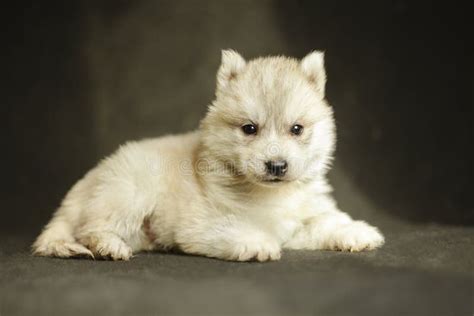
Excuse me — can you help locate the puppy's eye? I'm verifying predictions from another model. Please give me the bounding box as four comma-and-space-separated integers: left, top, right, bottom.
241, 124, 258, 135
290, 124, 304, 136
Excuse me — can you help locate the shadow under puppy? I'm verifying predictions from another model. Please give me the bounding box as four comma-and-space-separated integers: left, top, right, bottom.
33, 50, 384, 261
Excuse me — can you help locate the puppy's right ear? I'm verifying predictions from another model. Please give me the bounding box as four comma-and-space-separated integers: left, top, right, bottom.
217, 49, 246, 90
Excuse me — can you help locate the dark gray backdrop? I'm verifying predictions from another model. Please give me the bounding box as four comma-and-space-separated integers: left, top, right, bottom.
3, 1, 471, 234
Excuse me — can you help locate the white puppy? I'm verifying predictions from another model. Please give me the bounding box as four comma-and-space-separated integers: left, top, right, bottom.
33, 50, 384, 261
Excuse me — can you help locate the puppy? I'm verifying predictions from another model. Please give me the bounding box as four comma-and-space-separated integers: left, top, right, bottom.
32, 50, 384, 261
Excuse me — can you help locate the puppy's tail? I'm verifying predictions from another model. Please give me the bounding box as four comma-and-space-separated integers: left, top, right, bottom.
32, 215, 93, 259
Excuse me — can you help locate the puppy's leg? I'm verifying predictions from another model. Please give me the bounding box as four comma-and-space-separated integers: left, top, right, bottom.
78, 232, 133, 261
33, 216, 94, 259
178, 217, 281, 262
284, 195, 384, 252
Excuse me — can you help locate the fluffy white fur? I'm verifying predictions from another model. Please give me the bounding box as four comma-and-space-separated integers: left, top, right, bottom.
32, 50, 384, 262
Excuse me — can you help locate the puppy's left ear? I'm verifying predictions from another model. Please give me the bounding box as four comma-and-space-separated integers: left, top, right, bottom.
217, 49, 246, 91
300, 51, 326, 98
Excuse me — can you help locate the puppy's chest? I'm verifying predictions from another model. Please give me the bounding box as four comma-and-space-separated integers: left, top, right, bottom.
245, 192, 307, 241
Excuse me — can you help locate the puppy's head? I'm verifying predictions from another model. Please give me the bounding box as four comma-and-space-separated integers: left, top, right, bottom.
200, 50, 335, 186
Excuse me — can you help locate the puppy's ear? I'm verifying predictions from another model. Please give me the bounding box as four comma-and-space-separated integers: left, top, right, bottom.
300, 51, 326, 98
217, 49, 246, 90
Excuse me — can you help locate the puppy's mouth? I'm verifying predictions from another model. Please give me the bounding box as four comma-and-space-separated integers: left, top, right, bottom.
261, 178, 285, 184
253, 176, 296, 187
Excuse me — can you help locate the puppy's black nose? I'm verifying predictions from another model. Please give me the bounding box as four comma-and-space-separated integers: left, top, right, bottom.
265, 160, 288, 177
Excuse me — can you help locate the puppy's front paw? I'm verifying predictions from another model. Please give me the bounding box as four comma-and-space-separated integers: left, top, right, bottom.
230, 238, 281, 262
80, 233, 133, 261
330, 221, 384, 252
95, 240, 132, 261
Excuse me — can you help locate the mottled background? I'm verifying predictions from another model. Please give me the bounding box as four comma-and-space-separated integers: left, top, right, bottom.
1, 1, 472, 315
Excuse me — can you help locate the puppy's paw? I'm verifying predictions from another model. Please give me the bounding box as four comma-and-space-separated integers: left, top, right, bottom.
330, 221, 384, 252
80, 233, 133, 261
230, 238, 281, 262
95, 240, 133, 261
33, 240, 94, 259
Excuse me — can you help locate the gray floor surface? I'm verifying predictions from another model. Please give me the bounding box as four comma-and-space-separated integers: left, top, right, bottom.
1, 219, 472, 315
